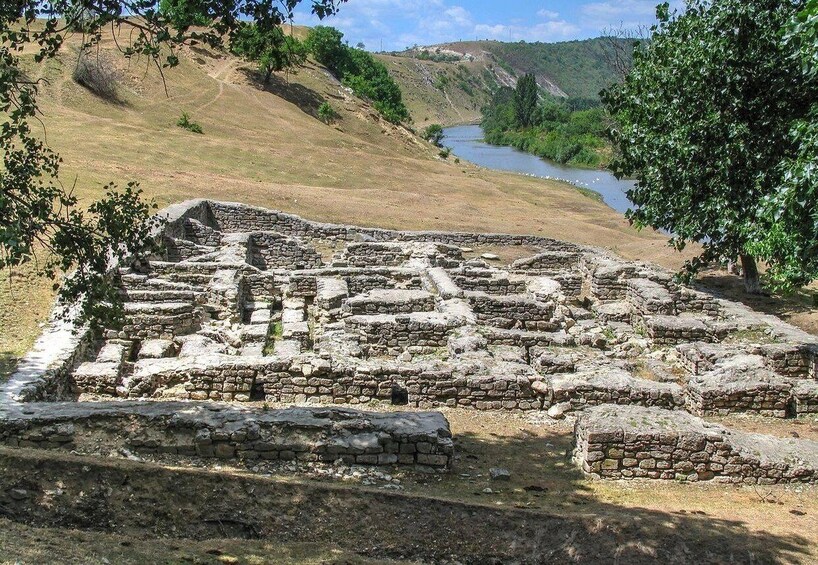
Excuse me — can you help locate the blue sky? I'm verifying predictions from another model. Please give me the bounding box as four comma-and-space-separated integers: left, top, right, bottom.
294, 1, 681, 51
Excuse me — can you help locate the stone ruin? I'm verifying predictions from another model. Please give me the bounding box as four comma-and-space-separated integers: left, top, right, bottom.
2, 199, 818, 483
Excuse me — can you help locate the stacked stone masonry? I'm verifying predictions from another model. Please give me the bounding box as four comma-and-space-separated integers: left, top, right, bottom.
4, 199, 818, 479
574, 405, 818, 484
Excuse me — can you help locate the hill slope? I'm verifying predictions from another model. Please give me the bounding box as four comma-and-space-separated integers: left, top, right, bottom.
377, 37, 629, 127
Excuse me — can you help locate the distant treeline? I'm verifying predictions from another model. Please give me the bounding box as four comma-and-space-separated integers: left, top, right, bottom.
480, 75, 609, 169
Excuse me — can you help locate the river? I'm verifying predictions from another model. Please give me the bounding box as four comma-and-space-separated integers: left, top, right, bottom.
442, 124, 635, 215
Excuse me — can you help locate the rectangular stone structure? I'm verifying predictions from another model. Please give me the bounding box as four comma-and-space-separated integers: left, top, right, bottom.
0, 403, 453, 468
574, 405, 818, 484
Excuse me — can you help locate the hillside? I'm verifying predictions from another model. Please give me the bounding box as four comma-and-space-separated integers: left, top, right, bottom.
0, 29, 676, 376
377, 37, 629, 127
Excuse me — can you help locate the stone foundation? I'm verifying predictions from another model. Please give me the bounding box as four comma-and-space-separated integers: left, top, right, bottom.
574, 405, 818, 484
7, 199, 818, 478
0, 403, 452, 467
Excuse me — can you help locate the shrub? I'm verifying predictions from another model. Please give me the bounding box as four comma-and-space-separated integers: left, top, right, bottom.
317, 101, 339, 124
177, 112, 203, 134
72, 51, 121, 102
423, 124, 444, 146
306, 26, 410, 124
438, 147, 451, 159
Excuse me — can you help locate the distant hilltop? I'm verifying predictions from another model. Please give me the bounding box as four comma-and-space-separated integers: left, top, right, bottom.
376, 37, 633, 126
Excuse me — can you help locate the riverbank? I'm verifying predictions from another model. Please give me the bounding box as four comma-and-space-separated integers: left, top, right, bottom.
442, 124, 634, 214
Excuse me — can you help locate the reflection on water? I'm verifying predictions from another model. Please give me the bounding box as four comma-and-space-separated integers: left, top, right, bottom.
442, 124, 635, 215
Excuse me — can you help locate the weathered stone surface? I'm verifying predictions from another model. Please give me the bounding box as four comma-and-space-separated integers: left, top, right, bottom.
574, 405, 818, 484
0, 402, 453, 468
5, 199, 818, 474
137, 339, 176, 359
549, 368, 683, 412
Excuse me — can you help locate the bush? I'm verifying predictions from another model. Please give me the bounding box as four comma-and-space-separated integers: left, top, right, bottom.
177, 112, 203, 134
72, 52, 121, 102
438, 147, 451, 159
423, 124, 444, 146
317, 101, 339, 124
306, 26, 410, 124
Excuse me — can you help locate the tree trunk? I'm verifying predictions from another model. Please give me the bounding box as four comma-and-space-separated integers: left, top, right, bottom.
740, 254, 762, 294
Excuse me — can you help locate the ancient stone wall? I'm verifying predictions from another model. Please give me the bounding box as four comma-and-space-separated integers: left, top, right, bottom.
574, 405, 818, 484
249, 232, 322, 270
0, 403, 453, 468
468, 293, 557, 330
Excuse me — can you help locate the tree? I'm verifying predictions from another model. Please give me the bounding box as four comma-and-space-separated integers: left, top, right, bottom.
305, 26, 348, 74
603, 0, 814, 293
342, 48, 409, 123
232, 24, 307, 84
513, 73, 538, 128
423, 124, 444, 147
1, 0, 345, 330
158, 0, 211, 29
749, 0, 818, 291
305, 27, 409, 123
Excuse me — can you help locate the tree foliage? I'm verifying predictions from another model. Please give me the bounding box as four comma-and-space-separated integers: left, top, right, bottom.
304, 25, 346, 71
422, 124, 444, 147
1, 0, 345, 330
748, 0, 818, 291
317, 101, 338, 124
513, 73, 538, 128
305, 26, 410, 123
603, 0, 815, 293
232, 24, 307, 84
158, 0, 211, 29
481, 87, 608, 168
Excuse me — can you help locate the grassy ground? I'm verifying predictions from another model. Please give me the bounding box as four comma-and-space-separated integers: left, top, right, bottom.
2, 32, 818, 561
377, 54, 486, 127
0, 261, 55, 381
0, 519, 412, 565
1, 406, 817, 563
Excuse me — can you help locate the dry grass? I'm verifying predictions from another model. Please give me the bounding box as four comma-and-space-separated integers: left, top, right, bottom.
378, 54, 484, 127
0, 518, 411, 564
2, 28, 818, 564
3, 406, 817, 562
0, 261, 56, 382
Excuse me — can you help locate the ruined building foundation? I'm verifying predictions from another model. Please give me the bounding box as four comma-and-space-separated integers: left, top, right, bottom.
3, 199, 818, 483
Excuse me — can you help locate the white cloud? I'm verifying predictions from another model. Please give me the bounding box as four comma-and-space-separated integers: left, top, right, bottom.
579, 0, 685, 32
473, 20, 580, 43
537, 9, 560, 20
293, 1, 675, 52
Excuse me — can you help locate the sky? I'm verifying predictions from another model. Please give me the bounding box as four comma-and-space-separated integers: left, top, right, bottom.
293, 0, 683, 52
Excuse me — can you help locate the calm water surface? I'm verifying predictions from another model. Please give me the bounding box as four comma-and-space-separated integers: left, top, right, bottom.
442, 124, 635, 215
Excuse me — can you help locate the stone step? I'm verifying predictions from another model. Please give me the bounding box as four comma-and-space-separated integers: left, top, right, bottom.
124, 302, 195, 315
241, 324, 269, 343
240, 342, 266, 357
548, 368, 683, 412
120, 289, 200, 303
249, 309, 272, 324
119, 276, 195, 292
316, 277, 349, 310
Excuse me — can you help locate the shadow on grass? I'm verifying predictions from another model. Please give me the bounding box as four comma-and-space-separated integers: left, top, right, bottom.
0, 418, 811, 563
0, 351, 18, 383
435, 428, 813, 563
238, 68, 326, 120
698, 271, 818, 327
